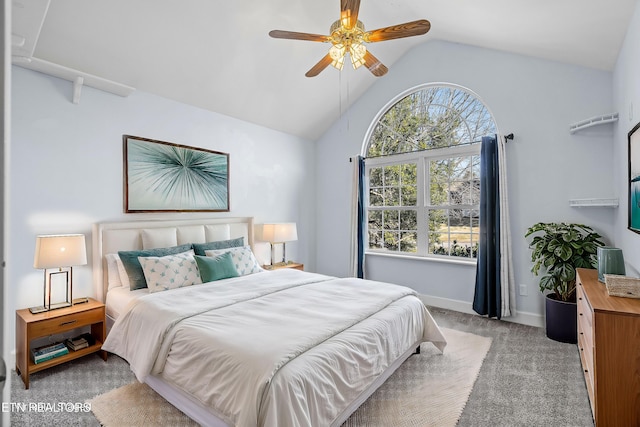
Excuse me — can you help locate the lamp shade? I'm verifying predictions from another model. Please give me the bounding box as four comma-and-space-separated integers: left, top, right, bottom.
33, 234, 87, 269
260, 223, 298, 243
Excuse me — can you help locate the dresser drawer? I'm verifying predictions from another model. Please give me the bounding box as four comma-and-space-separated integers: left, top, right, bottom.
577, 324, 594, 384
577, 298, 593, 348
577, 285, 592, 326
28, 307, 104, 337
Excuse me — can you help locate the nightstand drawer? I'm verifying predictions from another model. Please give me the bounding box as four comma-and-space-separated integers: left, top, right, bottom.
28, 307, 104, 337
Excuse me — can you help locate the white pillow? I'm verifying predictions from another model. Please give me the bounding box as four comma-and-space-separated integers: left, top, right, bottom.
105, 254, 123, 290
205, 246, 264, 276
116, 255, 130, 289
138, 250, 202, 293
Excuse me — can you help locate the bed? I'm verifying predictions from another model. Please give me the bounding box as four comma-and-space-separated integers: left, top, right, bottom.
93, 217, 447, 427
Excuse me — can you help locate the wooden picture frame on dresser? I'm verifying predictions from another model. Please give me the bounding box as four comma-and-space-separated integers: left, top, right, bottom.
576, 268, 640, 426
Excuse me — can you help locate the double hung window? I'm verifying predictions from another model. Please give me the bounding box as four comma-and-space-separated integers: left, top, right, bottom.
365, 85, 496, 260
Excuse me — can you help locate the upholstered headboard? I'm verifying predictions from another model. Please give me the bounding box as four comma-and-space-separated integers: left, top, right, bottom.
92, 217, 255, 302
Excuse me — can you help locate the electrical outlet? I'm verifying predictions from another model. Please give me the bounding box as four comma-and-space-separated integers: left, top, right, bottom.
519, 284, 528, 296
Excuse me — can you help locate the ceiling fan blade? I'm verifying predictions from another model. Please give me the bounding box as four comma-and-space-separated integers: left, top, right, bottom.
367, 19, 431, 42
269, 30, 329, 42
363, 51, 388, 77
340, 0, 361, 29
306, 54, 334, 77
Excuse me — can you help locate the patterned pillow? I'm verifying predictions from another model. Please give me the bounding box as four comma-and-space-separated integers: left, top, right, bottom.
119, 243, 193, 290
138, 250, 202, 293
205, 246, 264, 276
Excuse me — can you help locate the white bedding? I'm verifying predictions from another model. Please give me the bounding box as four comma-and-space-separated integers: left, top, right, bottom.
103, 269, 446, 427
105, 286, 148, 320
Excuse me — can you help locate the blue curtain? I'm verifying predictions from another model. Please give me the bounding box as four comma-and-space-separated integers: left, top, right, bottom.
473, 136, 501, 319
355, 155, 366, 279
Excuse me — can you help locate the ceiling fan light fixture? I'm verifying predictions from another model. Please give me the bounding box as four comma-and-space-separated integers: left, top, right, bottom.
269, 0, 431, 77
330, 44, 346, 70
349, 43, 367, 69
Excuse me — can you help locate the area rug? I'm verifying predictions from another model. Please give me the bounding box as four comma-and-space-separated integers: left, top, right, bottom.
89, 328, 491, 427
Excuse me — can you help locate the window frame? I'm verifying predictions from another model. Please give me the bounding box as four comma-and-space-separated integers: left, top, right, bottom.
362, 83, 496, 262
365, 143, 481, 260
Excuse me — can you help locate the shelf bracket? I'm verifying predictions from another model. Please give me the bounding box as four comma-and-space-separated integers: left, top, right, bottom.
569, 113, 619, 134
72, 76, 83, 104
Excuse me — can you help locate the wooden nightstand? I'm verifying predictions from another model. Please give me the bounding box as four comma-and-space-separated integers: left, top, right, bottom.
263, 262, 304, 271
16, 298, 107, 389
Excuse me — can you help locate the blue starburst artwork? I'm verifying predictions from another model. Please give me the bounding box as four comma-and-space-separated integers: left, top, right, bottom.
124, 135, 229, 212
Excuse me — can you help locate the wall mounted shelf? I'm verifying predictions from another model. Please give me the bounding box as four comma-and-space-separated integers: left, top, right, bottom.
569, 113, 619, 134
569, 198, 619, 208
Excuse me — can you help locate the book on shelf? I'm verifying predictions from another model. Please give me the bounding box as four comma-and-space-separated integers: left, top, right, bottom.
76, 332, 96, 346
65, 337, 89, 351
31, 342, 69, 364
65, 333, 96, 351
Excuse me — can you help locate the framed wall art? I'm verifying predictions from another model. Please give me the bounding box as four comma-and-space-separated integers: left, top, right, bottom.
123, 135, 229, 213
629, 122, 640, 233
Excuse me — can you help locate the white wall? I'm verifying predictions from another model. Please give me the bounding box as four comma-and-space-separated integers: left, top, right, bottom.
315, 40, 615, 324
10, 66, 315, 349
613, 0, 640, 276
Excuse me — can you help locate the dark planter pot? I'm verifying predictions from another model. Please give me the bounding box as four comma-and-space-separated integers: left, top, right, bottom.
545, 294, 577, 344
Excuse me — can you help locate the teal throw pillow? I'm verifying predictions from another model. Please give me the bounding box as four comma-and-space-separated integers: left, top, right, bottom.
119, 243, 193, 290
192, 237, 244, 256
194, 253, 239, 283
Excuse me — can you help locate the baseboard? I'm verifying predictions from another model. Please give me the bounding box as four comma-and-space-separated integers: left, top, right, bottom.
418, 294, 544, 328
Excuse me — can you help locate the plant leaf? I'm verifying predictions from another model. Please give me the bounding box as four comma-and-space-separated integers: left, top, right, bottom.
554, 244, 573, 261
556, 263, 576, 282
539, 275, 557, 292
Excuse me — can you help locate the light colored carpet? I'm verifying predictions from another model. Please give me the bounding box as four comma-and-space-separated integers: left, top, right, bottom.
90, 328, 491, 427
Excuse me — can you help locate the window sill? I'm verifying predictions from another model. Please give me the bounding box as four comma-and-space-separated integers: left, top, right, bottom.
365, 251, 477, 267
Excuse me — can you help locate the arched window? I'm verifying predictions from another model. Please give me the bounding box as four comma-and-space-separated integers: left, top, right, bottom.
365, 84, 497, 259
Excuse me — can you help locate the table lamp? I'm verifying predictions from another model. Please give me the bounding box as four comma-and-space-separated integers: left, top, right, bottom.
30, 234, 87, 314
260, 223, 298, 266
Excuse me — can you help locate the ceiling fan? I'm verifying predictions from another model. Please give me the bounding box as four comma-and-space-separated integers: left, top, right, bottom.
269, 0, 431, 78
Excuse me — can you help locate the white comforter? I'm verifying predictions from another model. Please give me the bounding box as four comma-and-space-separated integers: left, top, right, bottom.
103, 269, 446, 427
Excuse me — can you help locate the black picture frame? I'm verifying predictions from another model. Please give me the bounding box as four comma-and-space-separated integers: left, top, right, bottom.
628, 122, 640, 234
123, 135, 230, 213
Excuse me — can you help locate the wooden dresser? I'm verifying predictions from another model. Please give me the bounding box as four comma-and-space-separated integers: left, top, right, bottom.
576, 268, 640, 426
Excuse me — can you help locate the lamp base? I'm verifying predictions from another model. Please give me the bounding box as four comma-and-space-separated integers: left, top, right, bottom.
49, 301, 72, 310
28, 306, 48, 314
28, 301, 72, 314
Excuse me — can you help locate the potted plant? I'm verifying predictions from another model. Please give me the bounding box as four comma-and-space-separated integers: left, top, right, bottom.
525, 222, 604, 343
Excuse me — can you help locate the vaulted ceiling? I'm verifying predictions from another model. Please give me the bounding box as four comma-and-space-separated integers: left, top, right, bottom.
12, 0, 637, 140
